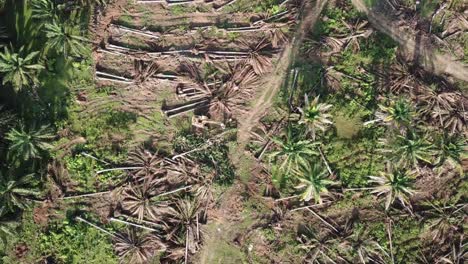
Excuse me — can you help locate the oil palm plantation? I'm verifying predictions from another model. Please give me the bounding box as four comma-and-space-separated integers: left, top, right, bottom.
269, 128, 319, 174
6, 125, 54, 162
0, 46, 44, 91
43, 21, 88, 57
297, 95, 333, 140
369, 165, 416, 210
0, 172, 40, 213
294, 162, 338, 203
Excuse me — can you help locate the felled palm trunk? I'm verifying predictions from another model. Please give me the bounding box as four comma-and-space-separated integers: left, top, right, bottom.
163, 98, 210, 118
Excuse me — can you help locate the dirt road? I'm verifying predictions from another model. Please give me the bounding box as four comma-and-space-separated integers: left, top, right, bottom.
236, 0, 329, 150
351, 0, 468, 82
196, 0, 328, 263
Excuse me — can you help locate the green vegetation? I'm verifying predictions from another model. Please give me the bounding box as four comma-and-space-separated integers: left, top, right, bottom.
1, 0, 466, 263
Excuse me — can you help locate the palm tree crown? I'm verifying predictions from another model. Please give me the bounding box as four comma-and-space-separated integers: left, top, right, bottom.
6, 125, 54, 162
294, 162, 338, 203
0, 172, 40, 213
377, 98, 415, 128
369, 165, 416, 210
44, 21, 88, 57
433, 133, 466, 169
270, 129, 319, 174
297, 95, 333, 139
382, 131, 433, 168
0, 46, 44, 91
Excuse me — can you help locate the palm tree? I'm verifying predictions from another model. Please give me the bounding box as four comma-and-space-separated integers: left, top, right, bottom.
0, 216, 17, 250
0, 172, 41, 213
422, 201, 465, 244
0, 46, 44, 91
127, 148, 164, 180
269, 128, 319, 174
31, 0, 57, 21
114, 229, 165, 264
341, 228, 388, 264
0, 105, 16, 142
368, 165, 416, 210
240, 37, 273, 75
294, 162, 338, 203
165, 199, 202, 263
298, 226, 344, 263
382, 131, 433, 168
6, 125, 54, 162
433, 133, 466, 170
0, 26, 8, 48
43, 21, 88, 57
297, 95, 333, 140
121, 182, 160, 221
431, 106, 466, 134
376, 98, 415, 129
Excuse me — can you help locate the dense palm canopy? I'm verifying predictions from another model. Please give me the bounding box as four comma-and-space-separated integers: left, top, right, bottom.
6, 125, 54, 162
0, 46, 44, 91
269, 129, 319, 174
0, 172, 40, 213
44, 21, 88, 57
294, 162, 338, 203
369, 165, 416, 210
297, 95, 333, 139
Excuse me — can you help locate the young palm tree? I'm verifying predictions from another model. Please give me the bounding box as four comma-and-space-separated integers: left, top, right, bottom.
0, 46, 44, 91
368, 165, 416, 210
43, 21, 88, 57
341, 228, 388, 264
431, 106, 466, 134
294, 162, 338, 203
422, 201, 465, 244
0, 216, 17, 250
297, 95, 333, 140
298, 226, 344, 263
0, 172, 40, 213
269, 128, 319, 174
376, 98, 415, 129
433, 133, 466, 170
0, 105, 16, 141
382, 131, 434, 168
6, 125, 54, 162
31, 0, 57, 21
114, 229, 165, 264
0, 26, 8, 48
